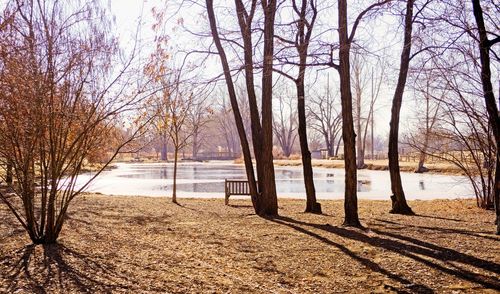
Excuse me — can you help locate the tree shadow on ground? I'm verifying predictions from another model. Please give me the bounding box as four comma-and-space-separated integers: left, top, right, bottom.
414, 214, 464, 222
374, 218, 499, 241
227, 204, 253, 208
0, 243, 154, 293
268, 218, 434, 293
0, 212, 25, 243
270, 216, 500, 292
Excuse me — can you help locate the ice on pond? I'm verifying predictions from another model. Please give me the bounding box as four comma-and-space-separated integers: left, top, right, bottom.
73, 161, 474, 200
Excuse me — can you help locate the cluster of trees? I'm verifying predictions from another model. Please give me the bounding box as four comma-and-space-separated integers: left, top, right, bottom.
202, 0, 499, 231
0, 0, 498, 246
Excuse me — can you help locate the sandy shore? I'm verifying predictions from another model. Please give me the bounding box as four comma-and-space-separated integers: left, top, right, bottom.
1, 194, 499, 293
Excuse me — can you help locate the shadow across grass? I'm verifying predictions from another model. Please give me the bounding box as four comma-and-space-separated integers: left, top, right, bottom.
270, 216, 500, 291
414, 214, 464, 222
268, 217, 434, 293
0, 243, 157, 293
374, 218, 499, 241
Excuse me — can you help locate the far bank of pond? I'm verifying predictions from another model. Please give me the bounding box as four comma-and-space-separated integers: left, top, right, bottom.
273, 158, 464, 175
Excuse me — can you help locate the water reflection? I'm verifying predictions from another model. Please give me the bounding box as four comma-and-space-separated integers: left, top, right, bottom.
357, 180, 371, 192
419, 180, 425, 190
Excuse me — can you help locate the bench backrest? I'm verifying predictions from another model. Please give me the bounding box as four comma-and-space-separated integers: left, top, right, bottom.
225, 180, 253, 195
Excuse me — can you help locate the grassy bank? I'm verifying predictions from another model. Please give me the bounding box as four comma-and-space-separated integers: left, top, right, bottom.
273, 159, 464, 175
1, 195, 498, 293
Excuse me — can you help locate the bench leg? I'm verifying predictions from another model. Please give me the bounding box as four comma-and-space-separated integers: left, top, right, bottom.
225, 193, 229, 205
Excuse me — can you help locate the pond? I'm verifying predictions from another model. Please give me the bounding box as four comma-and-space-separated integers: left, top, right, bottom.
74, 161, 473, 200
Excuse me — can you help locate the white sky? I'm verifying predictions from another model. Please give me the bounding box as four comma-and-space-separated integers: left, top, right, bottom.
109, 0, 423, 138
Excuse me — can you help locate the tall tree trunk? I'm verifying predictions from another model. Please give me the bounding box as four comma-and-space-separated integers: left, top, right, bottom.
161, 133, 168, 161
471, 0, 500, 234
297, 80, 321, 213
416, 149, 427, 173
258, 0, 279, 216
172, 147, 178, 203
388, 0, 414, 215
415, 133, 429, 173
495, 157, 500, 234
206, 0, 261, 212
192, 132, 198, 158
356, 87, 365, 169
327, 137, 334, 158
338, 0, 361, 227
294, 0, 320, 213
371, 70, 375, 160
335, 136, 342, 157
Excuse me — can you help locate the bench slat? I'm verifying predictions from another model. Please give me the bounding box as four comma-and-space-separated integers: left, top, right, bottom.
224, 179, 256, 205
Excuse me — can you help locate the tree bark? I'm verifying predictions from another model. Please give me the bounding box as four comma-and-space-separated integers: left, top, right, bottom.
338, 0, 361, 227
297, 81, 321, 213
293, 0, 321, 214
495, 157, 500, 235
355, 74, 365, 169
161, 133, 168, 161
192, 132, 198, 158
471, 0, 500, 234
388, 0, 414, 215
415, 150, 428, 173
6, 159, 13, 184
172, 147, 178, 203
258, 0, 279, 216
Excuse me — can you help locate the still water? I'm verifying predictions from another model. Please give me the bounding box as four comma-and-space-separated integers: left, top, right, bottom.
75, 162, 473, 200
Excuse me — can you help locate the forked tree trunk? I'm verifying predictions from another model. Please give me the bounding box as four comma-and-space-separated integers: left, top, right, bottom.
338, 0, 361, 227
471, 0, 500, 234
388, 0, 414, 215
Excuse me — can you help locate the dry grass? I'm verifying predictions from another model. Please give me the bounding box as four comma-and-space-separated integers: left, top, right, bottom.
274, 159, 464, 175
1, 195, 499, 293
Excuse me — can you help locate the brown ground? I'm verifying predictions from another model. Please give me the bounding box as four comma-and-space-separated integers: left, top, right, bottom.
1, 195, 499, 293
273, 159, 464, 175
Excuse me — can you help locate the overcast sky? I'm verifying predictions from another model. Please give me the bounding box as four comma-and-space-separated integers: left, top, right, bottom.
109, 0, 416, 138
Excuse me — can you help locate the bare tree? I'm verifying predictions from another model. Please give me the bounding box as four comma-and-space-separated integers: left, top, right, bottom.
190, 94, 212, 159
215, 96, 241, 154
274, 0, 321, 213
407, 70, 495, 210
408, 68, 443, 173
164, 82, 195, 203
335, 0, 390, 226
0, 0, 148, 244
307, 77, 342, 158
351, 53, 384, 169
273, 91, 298, 158
388, 0, 415, 215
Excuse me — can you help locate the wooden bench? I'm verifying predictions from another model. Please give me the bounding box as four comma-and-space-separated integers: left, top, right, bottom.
224, 179, 254, 205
